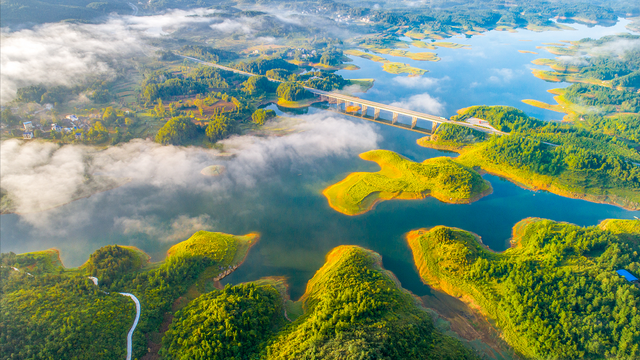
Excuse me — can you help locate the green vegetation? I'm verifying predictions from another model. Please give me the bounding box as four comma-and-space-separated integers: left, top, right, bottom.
407, 218, 640, 359
527, 35, 640, 127
323, 149, 491, 215
276, 81, 312, 102
421, 105, 640, 210
155, 116, 198, 145
162, 283, 284, 359
0, 231, 259, 360
264, 245, 477, 359
344, 50, 428, 76
180, 45, 238, 63
2, 238, 478, 359
82, 245, 149, 287
1, 252, 134, 360
205, 115, 232, 142
422, 123, 486, 149
252, 108, 276, 125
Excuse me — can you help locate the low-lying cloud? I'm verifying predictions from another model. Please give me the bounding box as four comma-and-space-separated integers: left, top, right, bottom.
0, 8, 311, 104
1, 114, 380, 216
392, 75, 448, 89
115, 214, 216, 242
390, 93, 446, 115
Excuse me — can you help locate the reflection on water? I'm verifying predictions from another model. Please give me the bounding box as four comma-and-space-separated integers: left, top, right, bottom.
2, 20, 639, 299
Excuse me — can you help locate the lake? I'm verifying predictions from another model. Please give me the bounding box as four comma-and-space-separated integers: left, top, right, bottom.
1, 18, 639, 299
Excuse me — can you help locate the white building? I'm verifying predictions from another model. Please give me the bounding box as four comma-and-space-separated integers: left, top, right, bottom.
23, 121, 33, 131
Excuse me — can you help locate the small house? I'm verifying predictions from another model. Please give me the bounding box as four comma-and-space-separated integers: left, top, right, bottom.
66, 114, 78, 122
51, 123, 62, 132
74, 132, 83, 140
22, 131, 33, 139
616, 269, 639, 283
23, 121, 33, 131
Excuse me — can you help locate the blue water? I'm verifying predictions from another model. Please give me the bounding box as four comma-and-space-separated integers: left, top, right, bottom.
1, 19, 639, 299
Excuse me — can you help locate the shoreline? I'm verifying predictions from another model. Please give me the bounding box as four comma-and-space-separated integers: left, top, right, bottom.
322, 151, 493, 216
417, 139, 640, 211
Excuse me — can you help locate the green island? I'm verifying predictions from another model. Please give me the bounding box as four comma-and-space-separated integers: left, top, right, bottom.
0, 231, 258, 359
162, 245, 480, 359
407, 218, 640, 359
322, 149, 492, 216
2, 239, 482, 359
411, 41, 471, 50
345, 49, 429, 76
418, 105, 640, 210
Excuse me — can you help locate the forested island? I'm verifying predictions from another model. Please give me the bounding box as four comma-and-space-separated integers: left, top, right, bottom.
3, 0, 640, 359
419, 105, 640, 210
323, 149, 491, 215
407, 218, 640, 359
2, 232, 481, 359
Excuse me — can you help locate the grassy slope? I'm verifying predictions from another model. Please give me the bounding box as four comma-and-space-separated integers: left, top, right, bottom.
418, 105, 640, 210
344, 49, 428, 76
265, 245, 477, 359
441, 141, 640, 210
1, 231, 260, 359
407, 219, 640, 359
323, 149, 492, 216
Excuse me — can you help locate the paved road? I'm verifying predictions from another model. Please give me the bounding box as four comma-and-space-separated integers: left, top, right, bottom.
179, 55, 507, 136
118, 293, 141, 360
89, 277, 141, 360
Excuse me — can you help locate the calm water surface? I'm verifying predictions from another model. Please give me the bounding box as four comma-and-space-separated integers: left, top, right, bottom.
2, 20, 639, 299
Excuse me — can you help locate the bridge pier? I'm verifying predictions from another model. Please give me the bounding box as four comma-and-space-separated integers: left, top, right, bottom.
374, 108, 380, 120
411, 117, 418, 129
392, 112, 398, 124
432, 122, 439, 133
361, 104, 367, 116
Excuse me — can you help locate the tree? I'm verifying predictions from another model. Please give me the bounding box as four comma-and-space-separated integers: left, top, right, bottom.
103, 107, 117, 123
155, 116, 198, 145
154, 99, 166, 118
251, 109, 276, 125
242, 76, 274, 95
276, 82, 310, 102
206, 115, 231, 141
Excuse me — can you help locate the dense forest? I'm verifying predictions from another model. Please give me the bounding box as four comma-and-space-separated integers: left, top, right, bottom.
434, 105, 640, 208
263, 246, 476, 359
162, 283, 285, 359
0, 239, 478, 359
408, 219, 640, 359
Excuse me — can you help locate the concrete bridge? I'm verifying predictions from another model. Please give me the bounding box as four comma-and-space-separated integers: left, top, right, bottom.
180, 55, 506, 136
309, 89, 506, 135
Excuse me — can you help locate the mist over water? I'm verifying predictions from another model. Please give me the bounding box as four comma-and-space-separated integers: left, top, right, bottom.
2, 19, 640, 298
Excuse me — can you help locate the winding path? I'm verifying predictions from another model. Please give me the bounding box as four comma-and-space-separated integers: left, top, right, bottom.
118, 293, 141, 360
88, 277, 141, 360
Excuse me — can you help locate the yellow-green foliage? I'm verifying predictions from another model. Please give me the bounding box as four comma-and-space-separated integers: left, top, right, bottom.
344, 50, 429, 75
382, 62, 428, 76
11, 249, 64, 274
162, 283, 285, 360
599, 219, 640, 244
323, 150, 491, 215
265, 246, 476, 359
167, 231, 257, 267
1, 267, 135, 359
345, 49, 387, 63
408, 219, 640, 359
532, 58, 581, 72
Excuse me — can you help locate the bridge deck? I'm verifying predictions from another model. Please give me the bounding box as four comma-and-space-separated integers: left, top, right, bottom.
180, 55, 506, 136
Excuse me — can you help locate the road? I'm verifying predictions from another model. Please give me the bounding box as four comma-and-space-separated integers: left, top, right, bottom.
179, 55, 506, 136
118, 293, 141, 360
89, 277, 141, 360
